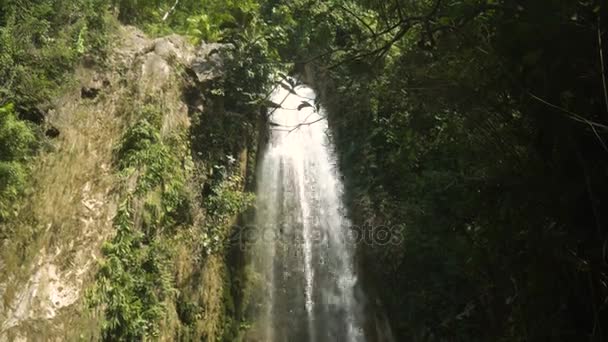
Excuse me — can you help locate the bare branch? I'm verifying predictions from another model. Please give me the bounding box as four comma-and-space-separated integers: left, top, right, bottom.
336, 4, 376, 37
527, 92, 608, 130
288, 117, 326, 134
598, 15, 608, 117
162, 0, 179, 21
321, 0, 523, 70
528, 91, 608, 153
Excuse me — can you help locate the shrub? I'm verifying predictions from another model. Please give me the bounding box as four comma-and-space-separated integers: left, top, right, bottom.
0, 104, 35, 221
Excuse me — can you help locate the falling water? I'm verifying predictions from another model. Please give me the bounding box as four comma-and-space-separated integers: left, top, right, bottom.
249, 81, 366, 341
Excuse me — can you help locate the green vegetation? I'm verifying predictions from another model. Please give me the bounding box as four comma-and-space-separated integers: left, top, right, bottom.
4, 0, 608, 340
88, 106, 184, 340
203, 170, 255, 254
112, 0, 272, 44
91, 198, 175, 340
84, 2, 275, 338
0, 0, 109, 231
0, 1, 271, 340
87, 100, 257, 339
259, 0, 608, 340
0, 0, 108, 115
0, 0, 273, 228
0, 104, 36, 222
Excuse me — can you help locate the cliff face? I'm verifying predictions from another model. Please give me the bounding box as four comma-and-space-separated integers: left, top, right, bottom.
0, 26, 258, 341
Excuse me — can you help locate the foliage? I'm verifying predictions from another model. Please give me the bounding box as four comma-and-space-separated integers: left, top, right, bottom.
116, 108, 175, 195
261, 0, 608, 340
0, 104, 36, 161
0, 103, 36, 221
2, 0, 269, 339
92, 96, 255, 338
86, 2, 271, 339
7, 0, 608, 340
0, 0, 109, 115
112, 0, 264, 43
202, 167, 255, 254
0, 161, 28, 221
89, 198, 175, 341
222, 18, 281, 111
90, 106, 191, 340
0, 0, 109, 225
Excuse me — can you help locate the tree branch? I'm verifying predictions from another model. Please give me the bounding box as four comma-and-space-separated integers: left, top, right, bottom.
288, 116, 326, 133
323, 0, 523, 70
598, 15, 608, 117
336, 4, 376, 37
162, 0, 180, 21
528, 91, 608, 153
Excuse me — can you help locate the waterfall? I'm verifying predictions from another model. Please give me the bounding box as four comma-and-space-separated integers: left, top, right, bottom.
249, 81, 366, 341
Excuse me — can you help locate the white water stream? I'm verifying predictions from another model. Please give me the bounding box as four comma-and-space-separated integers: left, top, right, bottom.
250, 82, 366, 341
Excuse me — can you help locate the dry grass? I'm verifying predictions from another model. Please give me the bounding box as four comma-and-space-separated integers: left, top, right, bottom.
0, 25, 171, 340
0, 23, 245, 341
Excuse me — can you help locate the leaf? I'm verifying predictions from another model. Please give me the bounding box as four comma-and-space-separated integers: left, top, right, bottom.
298, 101, 313, 111
437, 17, 451, 26
279, 81, 298, 95
285, 77, 297, 88
277, 72, 289, 82
264, 99, 282, 108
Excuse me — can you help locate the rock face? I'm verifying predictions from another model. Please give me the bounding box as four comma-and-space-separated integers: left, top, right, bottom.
0, 26, 235, 341
191, 43, 232, 83
138, 34, 194, 93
